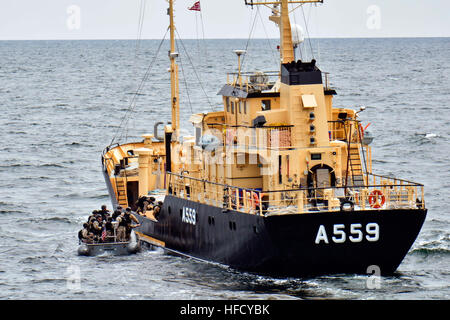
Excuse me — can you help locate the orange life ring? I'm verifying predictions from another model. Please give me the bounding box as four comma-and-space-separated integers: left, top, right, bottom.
369, 190, 385, 209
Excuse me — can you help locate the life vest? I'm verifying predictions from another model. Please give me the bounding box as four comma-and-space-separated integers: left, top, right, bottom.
105, 222, 113, 232
118, 216, 127, 227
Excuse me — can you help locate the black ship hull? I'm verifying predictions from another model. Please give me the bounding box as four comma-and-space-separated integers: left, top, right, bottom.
125, 194, 426, 277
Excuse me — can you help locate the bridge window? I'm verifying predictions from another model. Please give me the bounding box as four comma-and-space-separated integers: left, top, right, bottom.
262, 100, 271, 111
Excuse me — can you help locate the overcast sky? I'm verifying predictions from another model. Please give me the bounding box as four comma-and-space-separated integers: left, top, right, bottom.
0, 0, 449, 40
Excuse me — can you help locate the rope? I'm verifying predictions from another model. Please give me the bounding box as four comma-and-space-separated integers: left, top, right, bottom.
175, 29, 214, 112
240, 6, 259, 72
135, 0, 147, 57
199, 8, 208, 59
257, 7, 279, 68
301, 4, 315, 60
176, 38, 194, 114
292, 4, 303, 60
110, 28, 169, 146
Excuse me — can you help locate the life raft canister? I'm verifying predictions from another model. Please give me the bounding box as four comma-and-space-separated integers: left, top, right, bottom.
369, 189, 385, 209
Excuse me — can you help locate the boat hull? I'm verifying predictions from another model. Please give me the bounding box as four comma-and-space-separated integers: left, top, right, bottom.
77, 240, 140, 256
133, 195, 426, 277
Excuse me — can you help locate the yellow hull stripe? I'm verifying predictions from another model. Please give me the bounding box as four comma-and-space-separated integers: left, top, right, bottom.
135, 232, 165, 247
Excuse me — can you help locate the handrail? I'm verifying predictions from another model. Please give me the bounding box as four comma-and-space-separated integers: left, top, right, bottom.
166, 171, 425, 215
167, 171, 261, 193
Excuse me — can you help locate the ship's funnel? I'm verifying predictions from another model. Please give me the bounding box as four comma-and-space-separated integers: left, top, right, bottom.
291, 24, 305, 46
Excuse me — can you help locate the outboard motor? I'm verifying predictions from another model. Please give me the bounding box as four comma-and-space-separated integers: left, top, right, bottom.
127, 231, 141, 254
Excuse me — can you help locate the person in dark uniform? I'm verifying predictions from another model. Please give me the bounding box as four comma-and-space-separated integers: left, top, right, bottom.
79, 223, 94, 244
104, 217, 114, 242
99, 205, 110, 220
124, 208, 141, 240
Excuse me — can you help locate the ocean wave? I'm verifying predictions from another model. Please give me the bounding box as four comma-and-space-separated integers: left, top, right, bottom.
0, 210, 27, 215
16, 216, 77, 225
40, 217, 75, 224
0, 163, 66, 169
18, 176, 52, 181
410, 247, 450, 255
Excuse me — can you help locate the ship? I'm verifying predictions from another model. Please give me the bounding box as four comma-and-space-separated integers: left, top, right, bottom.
101, 0, 427, 276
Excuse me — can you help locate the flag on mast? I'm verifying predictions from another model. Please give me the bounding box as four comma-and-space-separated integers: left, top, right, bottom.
189, 1, 201, 11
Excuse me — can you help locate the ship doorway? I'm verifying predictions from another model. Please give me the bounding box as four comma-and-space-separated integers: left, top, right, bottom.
307, 164, 336, 200
127, 181, 139, 211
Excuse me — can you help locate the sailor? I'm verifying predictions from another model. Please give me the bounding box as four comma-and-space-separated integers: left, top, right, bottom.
112, 210, 121, 221
136, 197, 149, 216
135, 196, 147, 213
104, 217, 114, 242
91, 215, 103, 241
153, 201, 163, 220
126, 207, 140, 224
116, 213, 127, 242
99, 205, 110, 220
145, 203, 155, 219
79, 223, 94, 244
124, 208, 141, 240
87, 210, 98, 224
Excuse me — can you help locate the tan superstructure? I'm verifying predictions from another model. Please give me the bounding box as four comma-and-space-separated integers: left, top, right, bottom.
103, 0, 425, 216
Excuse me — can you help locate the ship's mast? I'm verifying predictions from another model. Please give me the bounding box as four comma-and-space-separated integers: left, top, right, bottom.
245, 0, 323, 63
169, 0, 180, 137
280, 0, 294, 63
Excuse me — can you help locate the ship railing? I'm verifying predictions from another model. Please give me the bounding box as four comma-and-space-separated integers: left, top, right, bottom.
166, 172, 266, 216
166, 172, 425, 216
328, 119, 362, 143
260, 173, 425, 215
226, 71, 280, 93
206, 124, 293, 150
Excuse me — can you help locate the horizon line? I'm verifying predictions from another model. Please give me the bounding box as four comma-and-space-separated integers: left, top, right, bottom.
0, 36, 449, 41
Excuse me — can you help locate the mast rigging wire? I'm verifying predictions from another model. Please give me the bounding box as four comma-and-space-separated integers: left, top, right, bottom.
110, 28, 169, 146
240, 6, 260, 73
257, 7, 279, 68
176, 38, 194, 115
175, 29, 214, 112
301, 4, 315, 60
135, 0, 147, 56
